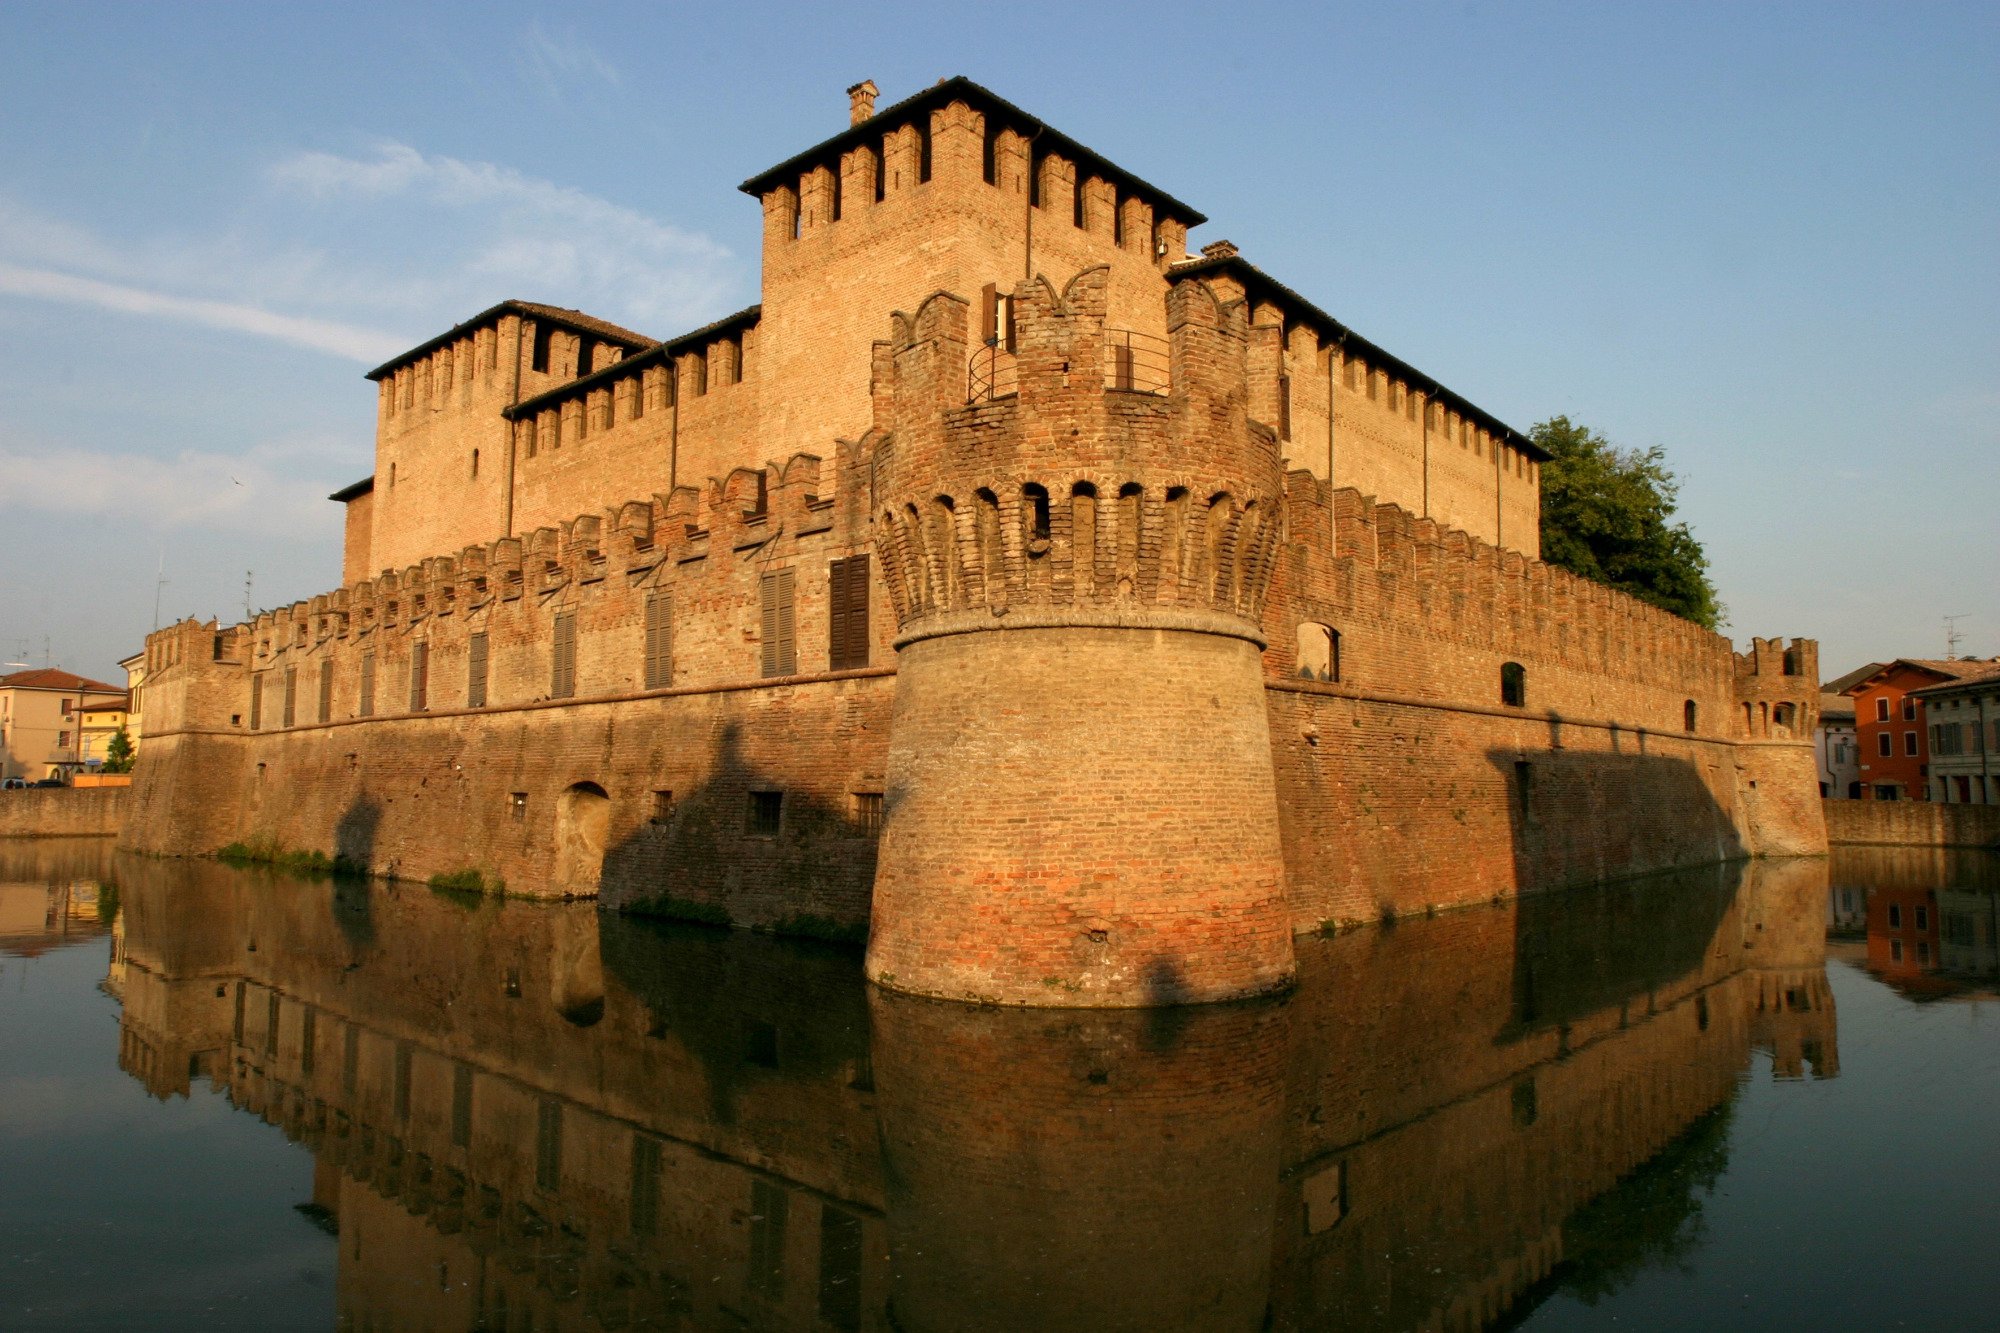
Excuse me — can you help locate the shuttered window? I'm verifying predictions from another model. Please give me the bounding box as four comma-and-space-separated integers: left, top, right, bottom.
249, 675, 262, 730
282, 667, 297, 728
643, 591, 672, 689
409, 640, 428, 712
828, 556, 870, 671
759, 568, 796, 677
318, 659, 332, 723
359, 652, 375, 717
552, 612, 577, 698
467, 632, 489, 707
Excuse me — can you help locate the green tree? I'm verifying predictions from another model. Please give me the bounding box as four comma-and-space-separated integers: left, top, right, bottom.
103, 726, 135, 774
1533, 416, 1723, 630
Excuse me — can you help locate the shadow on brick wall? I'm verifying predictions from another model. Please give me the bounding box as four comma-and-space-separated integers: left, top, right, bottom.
595, 720, 880, 938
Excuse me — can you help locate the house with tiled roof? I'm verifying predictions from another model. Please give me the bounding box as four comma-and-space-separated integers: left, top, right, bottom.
1908, 659, 2000, 804
0, 669, 128, 783
1842, 659, 2000, 802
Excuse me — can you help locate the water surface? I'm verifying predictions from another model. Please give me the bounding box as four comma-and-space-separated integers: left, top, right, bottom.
1, 840, 1996, 1330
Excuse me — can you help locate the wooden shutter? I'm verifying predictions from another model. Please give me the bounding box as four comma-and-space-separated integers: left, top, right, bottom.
359, 652, 375, 717
552, 613, 576, 698
318, 659, 332, 723
467, 632, 488, 707
760, 569, 795, 677
249, 675, 262, 730
644, 592, 672, 690
282, 667, 296, 727
409, 640, 428, 711
829, 556, 870, 671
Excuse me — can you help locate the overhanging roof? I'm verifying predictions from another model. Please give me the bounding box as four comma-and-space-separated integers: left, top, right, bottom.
740, 76, 1207, 229
365, 300, 655, 383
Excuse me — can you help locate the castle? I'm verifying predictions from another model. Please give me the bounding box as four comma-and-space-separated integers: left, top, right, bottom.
125, 78, 1827, 1006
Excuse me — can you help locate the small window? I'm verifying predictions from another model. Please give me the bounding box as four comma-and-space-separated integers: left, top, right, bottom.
1877, 732, 1892, 758
1891, 938, 1904, 963
650, 790, 673, 824
283, 667, 297, 728
531, 324, 553, 373
1904, 731, 1918, 756
1888, 904, 1902, 929
1500, 662, 1526, 708
1295, 623, 1338, 682
1684, 699, 1698, 732
1916, 906, 1929, 931
358, 652, 376, 718
1277, 372, 1292, 440
510, 791, 527, 820
318, 659, 332, 724
249, 677, 262, 731
749, 790, 783, 837
854, 792, 884, 838
1902, 697, 1916, 721
1875, 697, 1890, 722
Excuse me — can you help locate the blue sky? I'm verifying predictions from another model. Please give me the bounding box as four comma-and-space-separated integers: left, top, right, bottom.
1, 1, 1993, 680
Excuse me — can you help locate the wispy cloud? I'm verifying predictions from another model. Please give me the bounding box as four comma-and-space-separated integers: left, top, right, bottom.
0, 261, 404, 363
0, 436, 348, 539
518, 22, 622, 101
268, 141, 734, 329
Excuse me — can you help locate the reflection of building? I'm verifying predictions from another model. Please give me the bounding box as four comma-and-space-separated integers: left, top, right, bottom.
1831, 845, 2000, 1001
0, 843, 116, 958
104, 851, 1838, 1330
1908, 662, 2000, 805
0, 668, 127, 781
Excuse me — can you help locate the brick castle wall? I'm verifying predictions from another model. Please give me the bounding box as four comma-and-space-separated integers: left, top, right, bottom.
0, 786, 127, 838
1825, 798, 2000, 848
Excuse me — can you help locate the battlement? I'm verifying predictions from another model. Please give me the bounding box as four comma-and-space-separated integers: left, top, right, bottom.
864, 267, 1287, 647
1733, 636, 1820, 740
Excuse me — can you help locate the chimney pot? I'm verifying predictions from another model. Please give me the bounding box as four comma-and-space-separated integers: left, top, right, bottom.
847, 80, 879, 126
1201, 240, 1240, 260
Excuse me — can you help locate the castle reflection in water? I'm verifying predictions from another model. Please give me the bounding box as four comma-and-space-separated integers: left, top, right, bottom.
97, 852, 1850, 1332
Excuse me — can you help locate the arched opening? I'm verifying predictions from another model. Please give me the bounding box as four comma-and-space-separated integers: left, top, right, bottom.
1022, 483, 1051, 552
1684, 699, 1698, 733
1772, 702, 1796, 736
1500, 662, 1526, 708
1296, 623, 1339, 682
552, 781, 611, 898
550, 911, 605, 1028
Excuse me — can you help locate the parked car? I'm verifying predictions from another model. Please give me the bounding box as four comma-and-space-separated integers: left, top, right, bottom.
0, 777, 28, 790
32, 777, 65, 788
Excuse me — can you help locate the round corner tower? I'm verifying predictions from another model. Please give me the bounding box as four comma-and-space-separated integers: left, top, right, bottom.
862, 265, 1296, 1006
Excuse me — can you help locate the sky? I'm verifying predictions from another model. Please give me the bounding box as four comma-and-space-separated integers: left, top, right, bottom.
0, 1, 1993, 682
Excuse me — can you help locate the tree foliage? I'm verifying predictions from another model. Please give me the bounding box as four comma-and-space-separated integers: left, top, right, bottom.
103, 726, 134, 774
1533, 416, 1722, 630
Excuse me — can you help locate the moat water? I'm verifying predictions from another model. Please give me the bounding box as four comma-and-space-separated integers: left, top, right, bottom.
2, 841, 1997, 1331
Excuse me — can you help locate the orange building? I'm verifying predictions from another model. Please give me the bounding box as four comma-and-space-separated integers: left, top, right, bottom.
1845, 659, 2000, 801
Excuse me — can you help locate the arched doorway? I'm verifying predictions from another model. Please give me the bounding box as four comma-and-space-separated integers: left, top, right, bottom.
552, 781, 611, 898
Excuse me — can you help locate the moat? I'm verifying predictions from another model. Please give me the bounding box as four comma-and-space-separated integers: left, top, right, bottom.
3, 841, 1997, 1331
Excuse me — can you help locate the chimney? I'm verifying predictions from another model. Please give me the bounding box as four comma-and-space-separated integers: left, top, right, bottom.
1201, 239, 1241, 261
848, 80, 879, 126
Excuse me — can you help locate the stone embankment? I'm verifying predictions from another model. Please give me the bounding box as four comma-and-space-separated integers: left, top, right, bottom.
0, 787, 128, 838
1823, 799, 2000, 849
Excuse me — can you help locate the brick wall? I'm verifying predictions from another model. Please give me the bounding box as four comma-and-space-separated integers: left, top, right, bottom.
0, 786, 126, 838
1825, 798, 2000, 848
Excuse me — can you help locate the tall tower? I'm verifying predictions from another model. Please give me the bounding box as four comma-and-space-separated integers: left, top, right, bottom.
863, 266, 1296, 1005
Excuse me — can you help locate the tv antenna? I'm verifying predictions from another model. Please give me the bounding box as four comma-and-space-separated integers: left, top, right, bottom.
153, 550, 170, 631
243, 570, 255, 622
1944, 614, 1967, 660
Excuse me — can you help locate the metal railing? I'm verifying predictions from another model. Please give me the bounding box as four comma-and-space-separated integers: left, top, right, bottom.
967, 343, 1018, 403
1103, 328, 1168, 395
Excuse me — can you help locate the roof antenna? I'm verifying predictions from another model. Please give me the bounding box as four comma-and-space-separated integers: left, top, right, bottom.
1943, 613, 1966, 660
244, 570, 255, 623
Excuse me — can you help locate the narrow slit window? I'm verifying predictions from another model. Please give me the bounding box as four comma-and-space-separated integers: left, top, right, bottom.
1501, 661, 1526, 708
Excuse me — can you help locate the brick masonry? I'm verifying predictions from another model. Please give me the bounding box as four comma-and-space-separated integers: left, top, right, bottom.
0, 786, 126, 838
1824, 798, 2000, 848
123, 80, 1829, 1006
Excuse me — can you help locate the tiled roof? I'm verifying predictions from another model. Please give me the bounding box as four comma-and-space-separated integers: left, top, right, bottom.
1907, 659, 2000, 697
364, 300, 656, 382
1822, 662, 1887, 695
1818, 692, 1856, 721
0, 668, 125, 694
